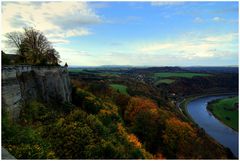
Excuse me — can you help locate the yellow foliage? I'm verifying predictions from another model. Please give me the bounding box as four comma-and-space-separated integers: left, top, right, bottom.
127, 134, 142, 148
125, 96, 159, 122
163, 117, 197, 158
99, 109, 112, 115
117, 123, 126, 136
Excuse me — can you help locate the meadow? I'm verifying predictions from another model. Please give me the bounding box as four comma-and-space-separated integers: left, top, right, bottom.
207, 96, 238, 131
154, 79, 175, 85
153, 72, 211, 79
110, 84, 128, 95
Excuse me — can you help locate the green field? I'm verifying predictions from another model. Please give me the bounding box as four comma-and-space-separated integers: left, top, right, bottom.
155, 79, 175, 85
98, 73, 119, 77
110, 84, 128, 95
207, 96, 238, 131
68, 68, 89, 74
153, 72, 211, 79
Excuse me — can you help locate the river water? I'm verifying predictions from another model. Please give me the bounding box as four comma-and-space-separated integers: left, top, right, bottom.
186, 95, 238, 158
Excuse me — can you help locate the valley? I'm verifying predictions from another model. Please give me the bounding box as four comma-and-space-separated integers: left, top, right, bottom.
1, 1, 238, 159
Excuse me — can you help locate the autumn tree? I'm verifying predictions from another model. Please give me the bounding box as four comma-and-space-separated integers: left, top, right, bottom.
124, 96, 158, 123
5, 27, 60, 65
162, 117, 197, 158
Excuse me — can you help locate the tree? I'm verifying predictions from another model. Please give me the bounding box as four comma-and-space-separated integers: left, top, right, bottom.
45, 48, 61, 65
124, 96, 158, 123
131, 109, 160, 152
5, 27, 60, 65
5, 32, 27, 63
162, 117, 197, 158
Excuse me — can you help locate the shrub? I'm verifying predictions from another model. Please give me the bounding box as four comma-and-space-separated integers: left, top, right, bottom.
2, 112, 55, 159
20, 101, 49, 124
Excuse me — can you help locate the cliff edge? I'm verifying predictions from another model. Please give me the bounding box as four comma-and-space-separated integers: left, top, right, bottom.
2, 65, 72, 120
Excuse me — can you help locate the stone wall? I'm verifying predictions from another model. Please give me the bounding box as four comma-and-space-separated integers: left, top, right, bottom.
2, 65, 72, 120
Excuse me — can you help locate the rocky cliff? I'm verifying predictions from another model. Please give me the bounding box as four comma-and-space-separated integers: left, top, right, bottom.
2, 65, 72, 120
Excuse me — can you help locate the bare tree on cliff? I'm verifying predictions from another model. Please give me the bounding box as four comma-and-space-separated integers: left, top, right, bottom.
5, 32, 27, 63
5, 27, 61, 65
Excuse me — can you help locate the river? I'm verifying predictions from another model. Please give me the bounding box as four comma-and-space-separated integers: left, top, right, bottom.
186, 95, 238, 158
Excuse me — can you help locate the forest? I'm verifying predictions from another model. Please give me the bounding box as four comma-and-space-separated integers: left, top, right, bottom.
2, 65, 238, 159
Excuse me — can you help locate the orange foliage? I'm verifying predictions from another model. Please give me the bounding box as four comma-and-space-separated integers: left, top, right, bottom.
162, 117, 197, 158
124, 96, 158, 122
127, 134, 142, 148
117, 123, 142, 149
154, 153, 165, 159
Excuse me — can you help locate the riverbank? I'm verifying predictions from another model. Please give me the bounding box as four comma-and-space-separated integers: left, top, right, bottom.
178, 92, 238, 123
207, 96, 238, 131
181, 93, 238, 158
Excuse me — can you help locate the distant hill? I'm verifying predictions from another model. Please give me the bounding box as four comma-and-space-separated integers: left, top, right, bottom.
183, 67, 238, 74
127, 67, 187, 74
68, 65, 238, 74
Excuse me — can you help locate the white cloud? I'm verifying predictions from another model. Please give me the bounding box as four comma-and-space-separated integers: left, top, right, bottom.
137, 33, 238, 60
203, 33, 237, 43
48, 39, 70, 44
2, 2, 101, 46
46, 28, 92, 42
212, 16, 225, 22
194, 17, 204, 23
140, 43, 175, 53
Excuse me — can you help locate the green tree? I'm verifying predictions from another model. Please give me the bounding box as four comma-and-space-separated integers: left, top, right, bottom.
131, 109, 161, 152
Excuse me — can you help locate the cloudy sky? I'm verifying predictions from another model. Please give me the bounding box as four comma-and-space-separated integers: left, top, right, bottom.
1, 1, 238, 66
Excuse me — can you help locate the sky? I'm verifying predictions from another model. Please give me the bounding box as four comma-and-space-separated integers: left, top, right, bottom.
1, 1, 239, 66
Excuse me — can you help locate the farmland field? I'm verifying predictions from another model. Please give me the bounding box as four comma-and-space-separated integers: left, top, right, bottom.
153, 72, 211, 79
110, 84, 128, 95
155, 79, 175, 85
68, 68, 88, 73
207, 96, 238, 131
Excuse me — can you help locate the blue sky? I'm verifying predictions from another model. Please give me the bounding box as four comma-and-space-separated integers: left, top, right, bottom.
1, 1, 239, 66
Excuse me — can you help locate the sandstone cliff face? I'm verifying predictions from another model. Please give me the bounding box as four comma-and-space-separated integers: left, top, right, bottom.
2, 67, 22, 120
2, 66, 72, 120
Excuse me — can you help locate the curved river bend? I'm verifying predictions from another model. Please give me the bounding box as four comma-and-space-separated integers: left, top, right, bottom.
186, 95, 238, 158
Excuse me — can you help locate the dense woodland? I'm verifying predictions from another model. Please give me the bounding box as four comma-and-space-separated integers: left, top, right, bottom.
2, 66, 238, 159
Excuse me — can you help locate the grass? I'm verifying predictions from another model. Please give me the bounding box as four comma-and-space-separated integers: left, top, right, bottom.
97, 73, 119, 77
207, 96, 238, 131
153, 72, 211, 79
110, 84, 128, 95
155, 79, 175, 85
